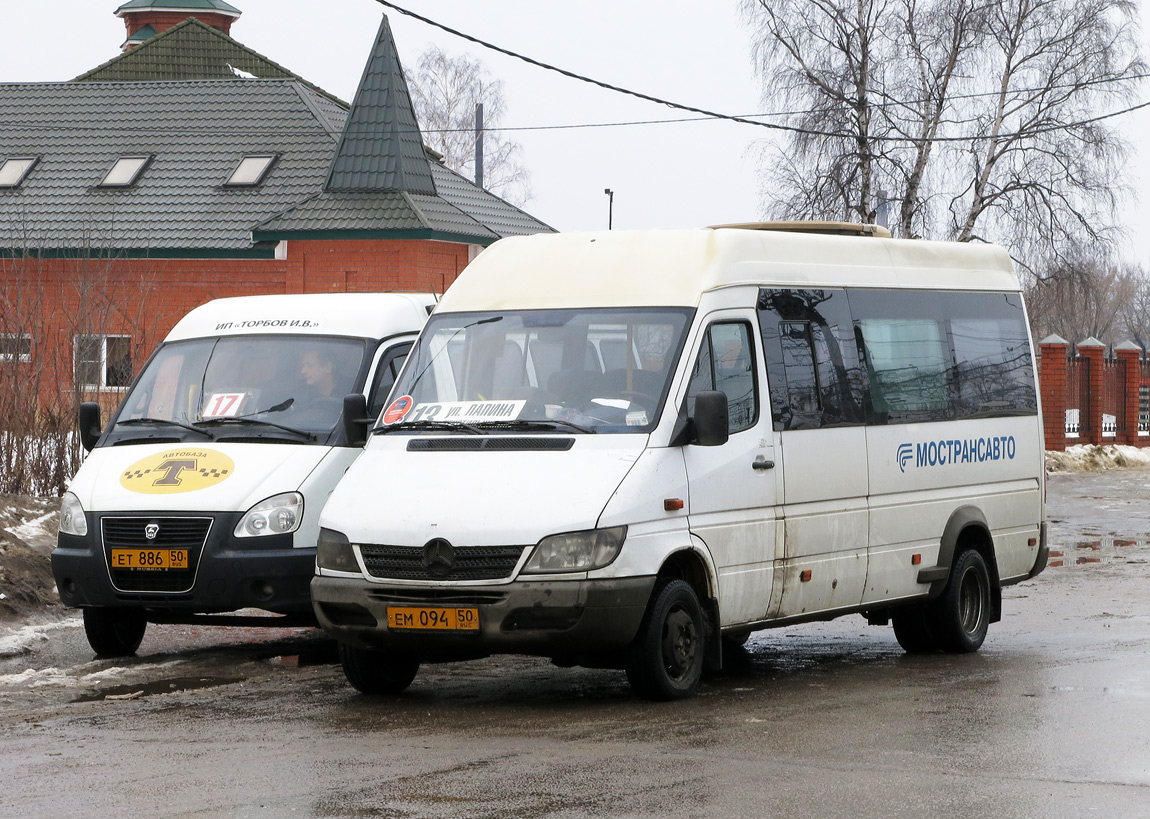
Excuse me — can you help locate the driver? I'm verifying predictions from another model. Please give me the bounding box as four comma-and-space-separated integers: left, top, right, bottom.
300, 348, 336, 397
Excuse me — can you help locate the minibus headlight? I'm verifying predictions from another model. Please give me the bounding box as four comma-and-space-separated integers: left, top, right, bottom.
59, 492, 88, 537
234, 492, 303, 538
521, 526, 627, 573
316, 527, 359, 572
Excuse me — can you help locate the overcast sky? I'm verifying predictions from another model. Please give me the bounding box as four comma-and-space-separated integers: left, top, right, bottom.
3, 0, 1149, 263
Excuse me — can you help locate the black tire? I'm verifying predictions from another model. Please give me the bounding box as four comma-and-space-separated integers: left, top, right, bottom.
891, 604, 940, 653
625, 578, 707, 701
338, 642, 419, 695
83, 607, 147, 657
927, 548, 991, 653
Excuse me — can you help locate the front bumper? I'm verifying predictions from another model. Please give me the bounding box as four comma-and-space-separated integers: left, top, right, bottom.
52, 511, 315, 615
311, 574, 657, 660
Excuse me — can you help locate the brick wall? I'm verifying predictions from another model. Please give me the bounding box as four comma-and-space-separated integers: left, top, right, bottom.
0, 238, 471, 407
123, 11, 235, 39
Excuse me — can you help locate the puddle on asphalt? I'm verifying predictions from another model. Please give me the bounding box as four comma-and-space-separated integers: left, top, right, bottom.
1047, 533, 1150, 568
72, 675, 243, 703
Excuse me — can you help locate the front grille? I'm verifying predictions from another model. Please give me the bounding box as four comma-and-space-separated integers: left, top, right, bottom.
407, 437, 574, 451
359, 544, 526, 581
366, 589, 508, 605
102, 516, 212, 593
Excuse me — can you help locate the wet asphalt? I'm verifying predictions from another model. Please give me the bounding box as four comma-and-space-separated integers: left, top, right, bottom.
0, 467, 1148, 818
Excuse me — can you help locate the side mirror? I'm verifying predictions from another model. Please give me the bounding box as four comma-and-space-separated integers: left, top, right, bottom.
342, 393, 372, 447
78, 402, 103, 452
693, 391, 729, 447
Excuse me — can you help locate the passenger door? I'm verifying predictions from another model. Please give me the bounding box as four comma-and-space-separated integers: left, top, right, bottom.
682, 314, 782, 626
756, 289, 869, 619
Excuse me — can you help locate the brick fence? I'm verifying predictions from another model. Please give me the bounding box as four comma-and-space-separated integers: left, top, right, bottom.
1038, 335, 1148, 451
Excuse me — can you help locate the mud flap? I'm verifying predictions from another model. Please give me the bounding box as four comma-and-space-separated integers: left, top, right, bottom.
704, 596, 722, 672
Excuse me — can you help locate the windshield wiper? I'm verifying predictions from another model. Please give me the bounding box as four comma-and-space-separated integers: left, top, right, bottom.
472, 419, 596, 435
116, 418, 215, 438
372, 420, 484, 435
196, 416, 316, 440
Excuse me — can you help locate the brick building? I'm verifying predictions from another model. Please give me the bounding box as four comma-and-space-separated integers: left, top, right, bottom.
0, 2, 552, 413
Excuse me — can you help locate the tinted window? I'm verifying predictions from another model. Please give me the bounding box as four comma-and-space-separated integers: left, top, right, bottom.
758, 288, 1037, 427
758, 289, 867, 430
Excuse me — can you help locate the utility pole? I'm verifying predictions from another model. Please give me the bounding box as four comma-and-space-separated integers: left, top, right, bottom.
604, 188, 614, 229
474, 103, 484, 189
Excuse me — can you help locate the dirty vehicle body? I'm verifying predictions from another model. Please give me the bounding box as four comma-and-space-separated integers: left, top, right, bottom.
312, 224, 1048, 700
52, 293, 435, 656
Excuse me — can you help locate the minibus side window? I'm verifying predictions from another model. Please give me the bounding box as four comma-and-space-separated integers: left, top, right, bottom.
945, 292, 1037, 417
757, 289, 866, 431
685, 321, 758, 433
367, 342, 413, 418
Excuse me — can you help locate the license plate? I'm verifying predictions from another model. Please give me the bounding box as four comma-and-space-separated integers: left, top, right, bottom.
110, 549, 189, 570
387, 606, 479, 632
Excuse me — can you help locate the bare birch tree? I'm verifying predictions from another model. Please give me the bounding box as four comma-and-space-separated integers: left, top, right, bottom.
742, 0, 1144, 267
406, 46, 533, 207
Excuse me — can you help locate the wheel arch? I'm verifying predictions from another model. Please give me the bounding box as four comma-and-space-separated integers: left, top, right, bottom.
930, 505, 1002, 622
656, 544, 720, 670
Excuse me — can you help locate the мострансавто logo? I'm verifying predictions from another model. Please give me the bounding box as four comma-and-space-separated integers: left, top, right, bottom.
897, 436, 1017, 473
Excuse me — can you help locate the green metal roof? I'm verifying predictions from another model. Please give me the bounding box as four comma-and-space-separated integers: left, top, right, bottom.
74, 17, 342, 104
324, 15, 435, 195
116, 0, 242, 16
126, 23, 158, 42
0, 80, 346, 253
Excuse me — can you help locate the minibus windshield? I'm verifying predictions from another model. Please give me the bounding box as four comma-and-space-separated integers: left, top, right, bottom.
110, 335, 370, 441
381, 308, 693, 433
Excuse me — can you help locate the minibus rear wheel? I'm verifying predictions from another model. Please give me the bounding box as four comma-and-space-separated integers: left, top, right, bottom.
338, 642, 419, 695
83, 607, 147, 657
625, 578, 706, 701
891, 605, 939, 653
928, 548, 991, 653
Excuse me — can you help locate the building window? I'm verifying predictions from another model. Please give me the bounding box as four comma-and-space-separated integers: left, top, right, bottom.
75, 335, 133, 389
99, 155, 151, 188
0, 157, 38, 189
225, 154, 277, 187
0, 333, 32, 362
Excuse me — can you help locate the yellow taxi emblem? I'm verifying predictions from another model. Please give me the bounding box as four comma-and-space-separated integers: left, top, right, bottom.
120, 448, 236, 494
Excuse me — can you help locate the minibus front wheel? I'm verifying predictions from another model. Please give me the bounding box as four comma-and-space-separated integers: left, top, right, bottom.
83, 607, 147, 657
338, 642, 419, 695
625, 579, 706, 701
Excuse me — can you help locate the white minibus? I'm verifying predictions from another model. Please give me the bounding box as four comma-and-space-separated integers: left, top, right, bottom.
52, 292, 435, 656
312, 224, 1047, 700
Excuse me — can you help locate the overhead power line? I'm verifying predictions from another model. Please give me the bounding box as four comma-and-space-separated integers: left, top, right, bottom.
374, 0, 1150, 143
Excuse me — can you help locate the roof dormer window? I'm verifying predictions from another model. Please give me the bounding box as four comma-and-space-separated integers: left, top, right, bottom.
99, 155, 152, 187
225, 154, 277, 187
0, 157, 39, 189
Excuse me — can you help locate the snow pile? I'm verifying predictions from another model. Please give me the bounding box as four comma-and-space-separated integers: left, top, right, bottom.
0, 617, 77, 658
1045, 444, 1150, 472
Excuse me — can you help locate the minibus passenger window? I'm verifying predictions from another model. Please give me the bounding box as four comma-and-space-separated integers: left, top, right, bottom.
757, 288, 866, 431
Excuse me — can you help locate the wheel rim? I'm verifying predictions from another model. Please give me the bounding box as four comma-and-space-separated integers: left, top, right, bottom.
957, 567, 985, 635
660, 605, 698, 682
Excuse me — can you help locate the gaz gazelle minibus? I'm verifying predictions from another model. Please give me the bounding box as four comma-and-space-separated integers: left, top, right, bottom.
52, 292, 434, 656
313, 223, 1048, 700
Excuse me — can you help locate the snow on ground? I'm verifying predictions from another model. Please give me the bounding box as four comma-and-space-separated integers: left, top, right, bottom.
0, 616, 78, 659
1045, 444, 1150, 472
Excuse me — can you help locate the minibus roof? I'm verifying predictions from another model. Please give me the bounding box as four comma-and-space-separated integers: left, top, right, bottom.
165, 292, 437, 342
436, 226, 1021, 312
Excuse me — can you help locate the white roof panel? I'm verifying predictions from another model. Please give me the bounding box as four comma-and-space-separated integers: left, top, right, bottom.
165, 292, 436, 342
437, 228, 1020, 313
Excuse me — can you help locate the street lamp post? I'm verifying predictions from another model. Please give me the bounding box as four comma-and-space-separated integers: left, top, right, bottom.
604, 188, 614, 230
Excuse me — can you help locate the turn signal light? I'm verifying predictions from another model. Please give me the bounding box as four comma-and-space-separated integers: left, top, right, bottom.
1028, 538, 1038, 547
912, 554, 922, 565
800, 570, 812, 582
664, 498, 684, 511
